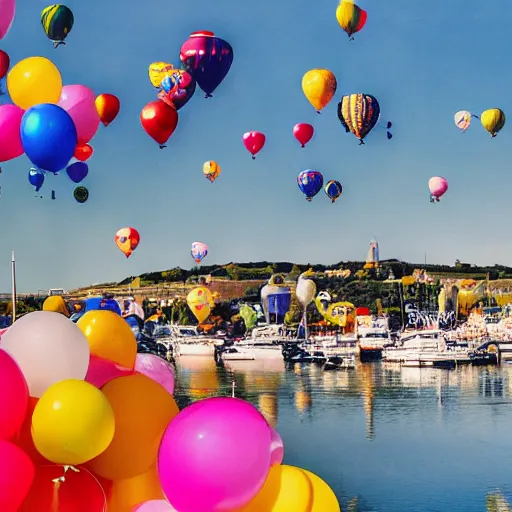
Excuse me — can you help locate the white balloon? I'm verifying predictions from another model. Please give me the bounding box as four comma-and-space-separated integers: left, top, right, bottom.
1, 311, 90, 397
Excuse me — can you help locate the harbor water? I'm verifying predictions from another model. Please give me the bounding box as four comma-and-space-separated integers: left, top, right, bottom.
173, 357, 512, 512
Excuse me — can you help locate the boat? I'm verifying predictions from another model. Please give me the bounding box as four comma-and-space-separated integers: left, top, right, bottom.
400, 354, 457, 369
358, 327, 391, 362
170, 325, 217, 357
215, 339, 284, 362
383, 330, 454, 362
323, 354, 356, 370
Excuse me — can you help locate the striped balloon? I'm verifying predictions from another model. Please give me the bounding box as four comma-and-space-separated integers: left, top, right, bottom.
337, 93, 380, 144
41, 5, 74, 48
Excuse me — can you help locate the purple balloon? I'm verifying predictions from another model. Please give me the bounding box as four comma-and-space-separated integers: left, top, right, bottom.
134, 353, 175, 395
158, 397, 272, 512
270, 427, 284, 466
66, 161, 88, 183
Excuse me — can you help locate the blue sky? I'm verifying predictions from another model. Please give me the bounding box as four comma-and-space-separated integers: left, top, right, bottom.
1, 0, 512, 292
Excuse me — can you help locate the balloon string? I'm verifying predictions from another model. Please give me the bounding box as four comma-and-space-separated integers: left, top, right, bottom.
52, 480, 60, 512
251, 155, 256, 160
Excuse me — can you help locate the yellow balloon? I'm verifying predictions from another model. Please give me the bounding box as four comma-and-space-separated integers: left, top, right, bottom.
77, 310, 137, 368
7, 56, 63, 110
302, 69, 337, 112
242, 465, 312, 512
302, 469, 340, 512
187, 286, 214, 323
87, 374, 179, 480
481, 108, 506, 137
31, 379, 115, 466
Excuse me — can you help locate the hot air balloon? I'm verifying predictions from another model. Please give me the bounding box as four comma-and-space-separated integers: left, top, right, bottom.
115, 227, 140, 258
73, 186, 88, 203
454, 110, 472, 132
203, 161, 221, 183
41, 5, 74, 48
179, 31, 233, 98
428, 177, 448, 203
148, 62, 175, 88
337, 93, 380, 144
140, 99, 178, 148
191, 241, 208, 264
0, 50, 9, 93
260, 275, 291, 324
242, 131, 266, 159
298, 170, 323, 202
481, 108, 505, 137
95, 94, 120, 127
66, 162, 88, 183
293, 123, 314, 148
302, 69, 337, 113
74, 143, 93, 162
335, 0, 367, 39
187, 286, 214, 323
28, 169, 45, 192
325, 180, 343, 203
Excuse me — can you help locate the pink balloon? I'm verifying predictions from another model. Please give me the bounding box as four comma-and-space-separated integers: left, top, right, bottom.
242, 131, 266, 159
85, 355, 133, 389
0, 441, 35, 512
134, 353, 175, 395
269, 427, 284, 466
158, 397, 272, 512
0, 0, 15, 40
0, 350, 28, 441
133, 500, 177, 511
58, 85, 100, 144
0, 327, 9, 342
428, 176, 448, 199
293, 123, 314, 148
0, 104, 24, 162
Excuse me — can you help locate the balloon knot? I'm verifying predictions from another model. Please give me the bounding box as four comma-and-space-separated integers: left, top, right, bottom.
53, 41, 66, 49
306, 197, 312, 202
159, 144, 167, 149
332, 199, 335, 204
205, 93, 213, 99
358, 139, 365, 145
316, 110, 321, 114
102, 122, 109, 127
301, 144, 305, 148
251, 155, 256, 160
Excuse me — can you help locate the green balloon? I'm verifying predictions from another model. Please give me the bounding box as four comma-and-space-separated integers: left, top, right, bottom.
73, 186, 89, 203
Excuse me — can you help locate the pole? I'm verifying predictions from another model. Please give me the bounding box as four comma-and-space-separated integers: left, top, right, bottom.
11, 250, 16, 323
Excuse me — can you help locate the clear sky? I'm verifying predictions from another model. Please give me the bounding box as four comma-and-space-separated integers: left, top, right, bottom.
1, 0, 511, 292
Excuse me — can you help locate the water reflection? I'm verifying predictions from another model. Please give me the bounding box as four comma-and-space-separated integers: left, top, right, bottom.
173, 358, 512, 512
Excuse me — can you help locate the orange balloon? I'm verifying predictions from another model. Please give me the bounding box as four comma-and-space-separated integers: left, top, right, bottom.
95, 94, 120, 127
74, 143, 93, 162
86, 374, 179, 480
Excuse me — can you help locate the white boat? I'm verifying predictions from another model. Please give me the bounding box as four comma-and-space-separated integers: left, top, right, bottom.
358, 327, 391, 361
170, 325, 217, 357
305, 333, 359, 358
218, 341, 284, 361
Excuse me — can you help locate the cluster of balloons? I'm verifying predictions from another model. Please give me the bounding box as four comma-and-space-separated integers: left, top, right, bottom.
454, 108, 506, 137
298, 171, 343, 203
141, 31, 233, 148
0, 309, 340, 511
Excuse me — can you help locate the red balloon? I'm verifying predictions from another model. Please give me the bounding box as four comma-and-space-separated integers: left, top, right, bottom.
20, 465, 107, 512
140, 100, 178, 149
293, 123, 314, 148
0, 441, 35, 512
0, 50, 10, 80
74, 143, 93, 162
242, 131, 266, 159
95, 93, 120, 127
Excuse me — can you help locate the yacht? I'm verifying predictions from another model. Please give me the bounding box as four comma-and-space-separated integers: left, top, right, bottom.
170, 325, 217, 357
215, 339, 285, 362
358, 327, 392, 361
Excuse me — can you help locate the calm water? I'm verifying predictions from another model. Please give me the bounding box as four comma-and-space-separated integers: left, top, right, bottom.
173, 357, 512, 512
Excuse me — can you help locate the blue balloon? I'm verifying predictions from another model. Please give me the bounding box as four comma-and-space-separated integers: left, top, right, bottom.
20, 104, 77, 173
28, 169, 45, 192
66, 162, 88, 183
298, 170, 324, 202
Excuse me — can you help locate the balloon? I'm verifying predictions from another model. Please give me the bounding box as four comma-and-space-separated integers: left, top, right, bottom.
0, 350, 28, 441
481, 108, 506, 137
95, 93, 120, 126
20, 465, 107, 512
301, 469, 340, 512
108, 467, 166, 512
28, 169, 45, 192
1, 311, 90, 398
135, 353, 175, 396
336, 1, 367, 39
428, 176, 448, 203
302, 69, 337, 112
7, 56, 62, 110
58, 85, 100, 144
16, 397, 51, 466
115, 226, 140, 258
298, 170, 324, 202
293, 123, 314, 148
73, 185, 89, 203
0, 49, 9, 79
0, 0, 15, 40
41, 5, 74, 48
74, 142, 93, 161
337, 93, 381, 144
86, 355, 133, 389
240, 465, 312, 512
243, 131, 266, 159
140, 99, 178, 148
187, 286, 214, 323
454, 110, 472, 132
190, 241, 208, 263
270, 428, 284, 466
324, 180, 343, 203
66, 161, 88, 183
32, 379, 115, 465
179, 30, 233, 97
21, 104, 77, 172
78, 310, 137, 368
134, 500, 177, 512
203, 160, 221, 182
87, 374, 179, 480
0, 441, 35, 512
158, 397, 272, 512
0, 104, 23, 162
153, 66, 196, 111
